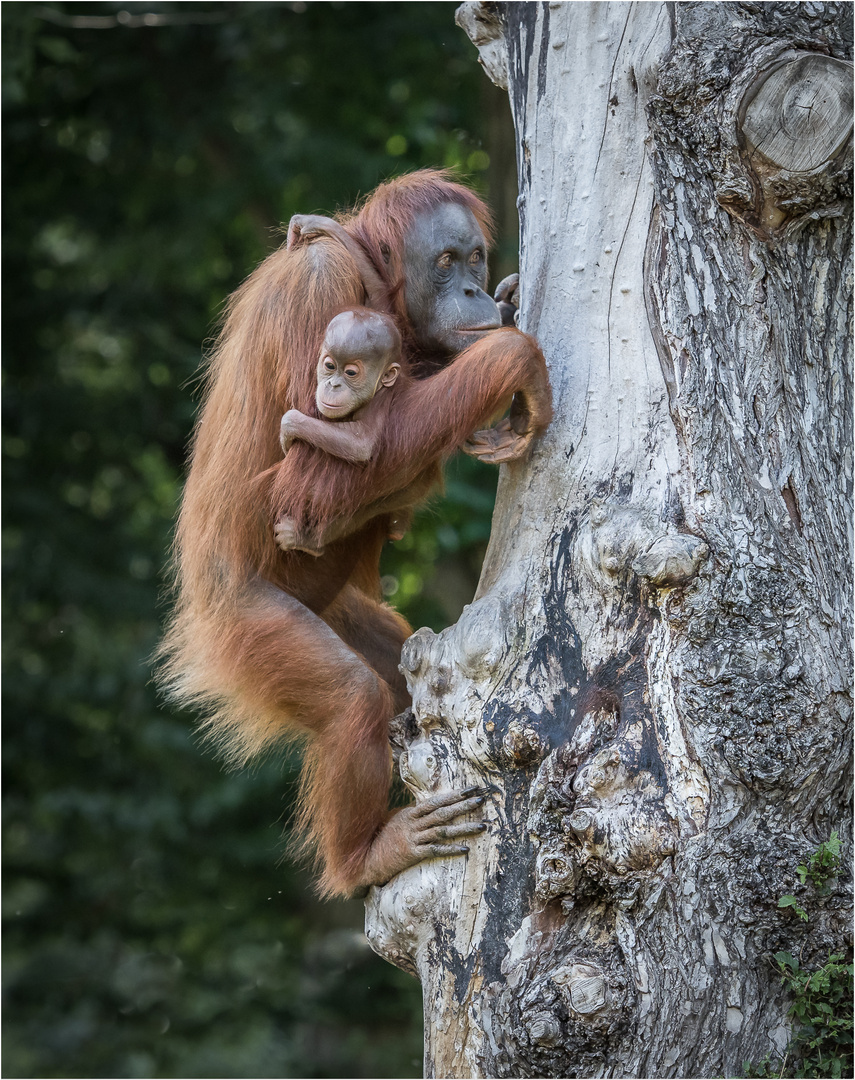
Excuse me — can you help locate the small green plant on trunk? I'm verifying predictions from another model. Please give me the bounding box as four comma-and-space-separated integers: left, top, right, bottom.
743, 833, 852, 1079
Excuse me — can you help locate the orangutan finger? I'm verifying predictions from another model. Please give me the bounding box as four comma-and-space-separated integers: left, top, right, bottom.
416, 797, 486, 828
420, 821, 488, 843
423, 843, 470, 858
412, 787, 484, 818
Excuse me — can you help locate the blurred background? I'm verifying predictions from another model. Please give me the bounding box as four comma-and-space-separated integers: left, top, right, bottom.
2, 2, 519, 1077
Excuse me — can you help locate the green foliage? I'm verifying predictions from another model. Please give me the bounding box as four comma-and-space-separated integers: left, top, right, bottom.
742, 1054, 781, 1078
778, 832, 842, 922
3, 2, 506, 1077
796, 832, 841, 893
744, 835, 853, 1080
771, 951, 853, 1079
382, 452, 498, 628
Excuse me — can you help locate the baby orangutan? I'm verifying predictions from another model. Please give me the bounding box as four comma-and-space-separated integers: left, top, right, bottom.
275, 307, 411, 555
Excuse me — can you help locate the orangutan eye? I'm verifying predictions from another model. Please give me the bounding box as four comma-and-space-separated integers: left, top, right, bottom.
469, 249, 483, 265
323, 358, 336, 372
437, 252, 453, 270
344, 366, 360, 379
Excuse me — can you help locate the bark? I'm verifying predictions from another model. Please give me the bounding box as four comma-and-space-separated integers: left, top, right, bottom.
365, 3, 853, 1077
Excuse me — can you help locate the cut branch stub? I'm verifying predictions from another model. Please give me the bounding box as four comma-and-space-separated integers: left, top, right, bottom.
741, 53, 853, 173
724, 50, 854, 237
454, 1, 509, 90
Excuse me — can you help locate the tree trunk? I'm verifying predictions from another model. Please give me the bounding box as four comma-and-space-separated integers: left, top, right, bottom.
365, 3, 853, 1077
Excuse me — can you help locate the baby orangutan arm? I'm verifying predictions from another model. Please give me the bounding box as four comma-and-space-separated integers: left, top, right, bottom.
280, 409, 378, 464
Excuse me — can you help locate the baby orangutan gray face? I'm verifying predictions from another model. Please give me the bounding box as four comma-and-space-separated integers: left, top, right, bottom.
315, 308, 402, 420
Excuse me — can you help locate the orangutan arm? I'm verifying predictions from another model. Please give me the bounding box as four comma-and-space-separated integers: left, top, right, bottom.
380, 327, 552, 482
287, 214, 388, 310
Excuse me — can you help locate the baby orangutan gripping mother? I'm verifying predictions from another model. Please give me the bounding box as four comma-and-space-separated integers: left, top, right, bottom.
275, 308, 411, 556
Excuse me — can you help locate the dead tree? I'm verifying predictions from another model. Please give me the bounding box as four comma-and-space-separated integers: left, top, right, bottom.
365, 3, 853, 1076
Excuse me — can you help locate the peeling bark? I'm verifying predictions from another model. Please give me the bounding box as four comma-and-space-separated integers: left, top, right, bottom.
365, 4, 853, 1077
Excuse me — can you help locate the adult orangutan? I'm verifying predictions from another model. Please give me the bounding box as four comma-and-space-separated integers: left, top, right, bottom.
160, 170, 551, 898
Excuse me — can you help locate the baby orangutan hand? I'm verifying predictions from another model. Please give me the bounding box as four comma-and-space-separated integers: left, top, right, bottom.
357, 786, 488, 890
280, 409, 309, 454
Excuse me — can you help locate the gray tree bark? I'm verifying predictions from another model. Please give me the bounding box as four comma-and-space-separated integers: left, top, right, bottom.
365, 3, 853, 1077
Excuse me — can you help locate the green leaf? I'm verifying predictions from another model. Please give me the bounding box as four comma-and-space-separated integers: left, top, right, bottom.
778, 896, 809, 921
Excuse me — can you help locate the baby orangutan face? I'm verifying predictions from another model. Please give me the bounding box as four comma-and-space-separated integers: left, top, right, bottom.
315, 308, 401, 420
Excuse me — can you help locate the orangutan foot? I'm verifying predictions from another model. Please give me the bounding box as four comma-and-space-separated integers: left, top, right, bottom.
357, 786, 488, 889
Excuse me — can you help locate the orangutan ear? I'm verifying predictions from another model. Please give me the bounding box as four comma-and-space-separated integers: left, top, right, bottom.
380, 362, 400, 389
